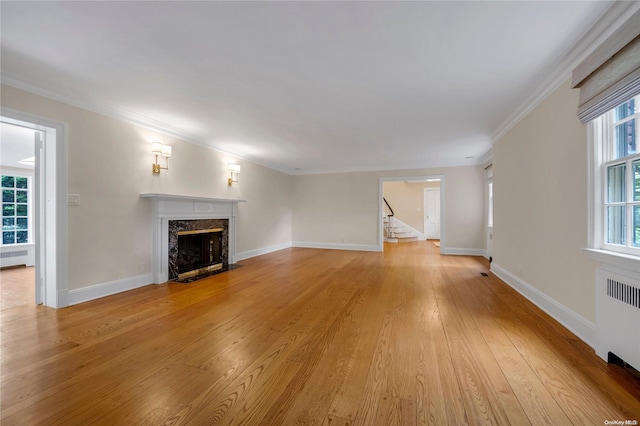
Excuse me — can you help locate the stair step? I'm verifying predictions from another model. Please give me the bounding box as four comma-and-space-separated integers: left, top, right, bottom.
397, 236, 418, 243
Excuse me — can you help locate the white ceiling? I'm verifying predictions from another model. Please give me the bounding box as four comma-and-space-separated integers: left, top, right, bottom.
0, 123, 35, 169
0, 1, 614, 174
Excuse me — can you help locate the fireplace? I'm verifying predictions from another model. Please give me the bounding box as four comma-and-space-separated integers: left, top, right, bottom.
141, 193, 245, 285
168, 219, 229, 282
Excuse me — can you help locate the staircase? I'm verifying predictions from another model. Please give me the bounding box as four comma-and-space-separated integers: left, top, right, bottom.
383, 215, 425, 243
383, 197, 427, 243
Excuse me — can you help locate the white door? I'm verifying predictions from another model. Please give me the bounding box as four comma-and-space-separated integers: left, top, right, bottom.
424, 188, 440, 239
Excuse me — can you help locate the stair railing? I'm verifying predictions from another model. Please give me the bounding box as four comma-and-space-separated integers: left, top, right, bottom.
383, 197, 395, 238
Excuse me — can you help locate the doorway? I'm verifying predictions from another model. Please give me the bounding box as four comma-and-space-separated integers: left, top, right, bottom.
1, 109, 67, 308
379, 175, 445, 251
0, 122, 37, 305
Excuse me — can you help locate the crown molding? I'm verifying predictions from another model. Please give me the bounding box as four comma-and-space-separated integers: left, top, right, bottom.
0, 75, 295, 175
479, 148, 493, 166
290, 158, 484, 175
491, 1, 640, 145
3, 73, 484, 176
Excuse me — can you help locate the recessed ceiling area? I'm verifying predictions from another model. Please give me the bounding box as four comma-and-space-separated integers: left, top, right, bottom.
0, 1, 614, 174
0, 122, 36, 169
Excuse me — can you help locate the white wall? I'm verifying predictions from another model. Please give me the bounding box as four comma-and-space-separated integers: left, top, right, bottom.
1, 84, 292, 291
492, 79, 598, 323
292, 172, 380, 248
292, 166, 484, 251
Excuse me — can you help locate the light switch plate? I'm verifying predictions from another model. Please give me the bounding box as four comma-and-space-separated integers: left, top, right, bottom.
68, 194, 80, 206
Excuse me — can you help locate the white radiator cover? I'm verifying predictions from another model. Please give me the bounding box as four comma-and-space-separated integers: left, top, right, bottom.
0, 244, 35, 268
596, 266, 640, 370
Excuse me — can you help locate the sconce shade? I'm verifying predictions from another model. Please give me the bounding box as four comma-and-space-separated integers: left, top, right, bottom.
151, 142, 172, 174
151, 142, 163, 155
227, 163, 240, 185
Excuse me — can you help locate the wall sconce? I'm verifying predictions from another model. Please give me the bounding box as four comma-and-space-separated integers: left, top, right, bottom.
227, 164, 240, 186
152, 142, 172, 174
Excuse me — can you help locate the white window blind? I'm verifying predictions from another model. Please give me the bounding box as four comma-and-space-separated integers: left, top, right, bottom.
572, 8, 640, 123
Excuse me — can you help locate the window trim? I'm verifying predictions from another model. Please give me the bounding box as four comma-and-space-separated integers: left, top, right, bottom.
589, 96, 640, 258
602, 154, 640, 255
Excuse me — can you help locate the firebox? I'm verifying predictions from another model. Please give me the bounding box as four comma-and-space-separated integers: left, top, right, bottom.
167, 218, 229, 282
177, 228, 223, 280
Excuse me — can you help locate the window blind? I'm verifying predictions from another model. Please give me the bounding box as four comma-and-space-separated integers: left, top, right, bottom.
572, 8, 640, 123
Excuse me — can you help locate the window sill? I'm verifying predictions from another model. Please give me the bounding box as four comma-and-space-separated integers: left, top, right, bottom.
583, 248, 640, 274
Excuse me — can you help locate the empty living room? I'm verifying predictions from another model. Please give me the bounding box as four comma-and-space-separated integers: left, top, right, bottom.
1, 1, 640, 424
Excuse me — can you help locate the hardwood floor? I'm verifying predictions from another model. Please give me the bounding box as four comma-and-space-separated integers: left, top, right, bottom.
1, 243, 639, 425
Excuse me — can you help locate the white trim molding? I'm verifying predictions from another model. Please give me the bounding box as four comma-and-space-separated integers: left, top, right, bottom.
292, 241, 380, 252
236, 242, 292, 261
490, 262, 596, 348
584, 248, 640, 276
440, 247, 485, 256
68, 273, 153, 306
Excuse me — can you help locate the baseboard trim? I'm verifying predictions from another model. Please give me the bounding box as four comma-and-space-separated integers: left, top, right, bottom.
236, 242, 292, 261
490, 263, 596, 347
440, 247, 485, 256
292, 241, 381, 252
67, 273, 153, 306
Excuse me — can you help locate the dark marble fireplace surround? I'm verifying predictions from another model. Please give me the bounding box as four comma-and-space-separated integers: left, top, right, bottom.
168, 219, 229, 282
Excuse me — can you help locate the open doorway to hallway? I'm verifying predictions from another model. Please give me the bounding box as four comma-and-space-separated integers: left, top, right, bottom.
0, 121, 37, 304
380, 176, 444, 251
1, 110, 66, 308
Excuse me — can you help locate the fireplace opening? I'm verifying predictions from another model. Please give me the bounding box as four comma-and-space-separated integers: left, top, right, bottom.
168, 218, 229, 282
177, 228, 223, 280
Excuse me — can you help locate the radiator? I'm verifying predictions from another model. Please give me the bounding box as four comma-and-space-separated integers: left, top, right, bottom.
0, 250, 28, 258
596, 267, 640, 370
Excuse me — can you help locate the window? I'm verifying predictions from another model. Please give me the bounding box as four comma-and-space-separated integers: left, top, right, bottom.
601, 95, 640, 255
485, 165, 493, 227
2, 175, 30, 245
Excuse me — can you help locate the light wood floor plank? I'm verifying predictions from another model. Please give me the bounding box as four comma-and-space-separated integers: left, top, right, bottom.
1, 243, 639, 425
437, 266, 530, 425
415, 265, 467, 425
454, 269, 572, 424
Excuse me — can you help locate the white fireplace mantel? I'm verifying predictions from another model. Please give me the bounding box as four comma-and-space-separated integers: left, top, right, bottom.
141, 193, 246, 284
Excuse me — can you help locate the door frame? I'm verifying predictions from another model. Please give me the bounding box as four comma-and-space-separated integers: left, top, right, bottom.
379, 175, 445, 252
1, 107, 68, 308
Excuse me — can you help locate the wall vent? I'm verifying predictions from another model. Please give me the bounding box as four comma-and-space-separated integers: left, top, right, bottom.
0, 250, 28, 258
607, 278, 640, 309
